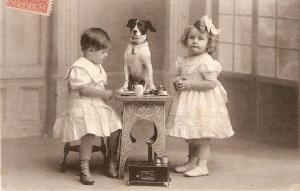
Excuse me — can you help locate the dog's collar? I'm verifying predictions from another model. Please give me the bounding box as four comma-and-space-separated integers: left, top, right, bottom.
130, 35, 147, 45
130, 36, 147, 54
131, 39, 147, 45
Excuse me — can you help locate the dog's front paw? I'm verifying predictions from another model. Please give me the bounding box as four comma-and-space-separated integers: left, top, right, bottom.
118, 87, 126, 93
149, 84, 156, 90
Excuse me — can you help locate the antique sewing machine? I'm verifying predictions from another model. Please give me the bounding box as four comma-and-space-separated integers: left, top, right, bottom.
128, 133, 170, 187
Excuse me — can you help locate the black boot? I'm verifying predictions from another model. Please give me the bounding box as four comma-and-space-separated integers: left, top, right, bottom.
106, 130, 120, 178
79, 160, 95, 185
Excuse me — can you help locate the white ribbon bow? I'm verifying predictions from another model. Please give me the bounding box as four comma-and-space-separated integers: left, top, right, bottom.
201, 15, 221, 35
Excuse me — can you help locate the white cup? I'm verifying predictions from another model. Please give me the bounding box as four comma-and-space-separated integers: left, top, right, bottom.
134, 84, 144, 96
161, 90, 168, 95
162, 156, 168, 164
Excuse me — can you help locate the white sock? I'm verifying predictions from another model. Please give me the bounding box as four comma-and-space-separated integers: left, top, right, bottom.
197, 160, 207, 167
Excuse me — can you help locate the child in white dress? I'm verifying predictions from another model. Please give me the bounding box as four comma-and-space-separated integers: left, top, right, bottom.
166, 15, 234, 177
53, 28, 122, 184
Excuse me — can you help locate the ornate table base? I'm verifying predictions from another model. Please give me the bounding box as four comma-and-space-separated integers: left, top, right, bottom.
115, 95, 173, 179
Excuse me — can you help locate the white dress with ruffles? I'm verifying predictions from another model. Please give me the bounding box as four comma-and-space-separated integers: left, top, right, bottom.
166, 53, 234, 139
53, 57, 122, 142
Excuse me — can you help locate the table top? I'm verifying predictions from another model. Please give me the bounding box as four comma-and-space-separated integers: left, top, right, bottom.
115, 94, 173, 102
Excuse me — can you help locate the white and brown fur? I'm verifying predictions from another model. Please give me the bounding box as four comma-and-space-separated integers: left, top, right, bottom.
121, 19, 156, 91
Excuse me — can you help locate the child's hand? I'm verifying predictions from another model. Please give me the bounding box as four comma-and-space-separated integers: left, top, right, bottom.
174, 77, 188, 91
173, 78, 180, 91
177, 79, 190, 90
118, 87, 127, 94
103, 90, 113, 100
173, 81, 178, 91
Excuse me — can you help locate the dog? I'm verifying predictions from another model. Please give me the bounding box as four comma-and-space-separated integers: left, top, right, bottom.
120, 19, 156, 91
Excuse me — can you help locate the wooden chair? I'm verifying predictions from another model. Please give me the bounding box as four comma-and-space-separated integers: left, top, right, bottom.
60, 137, 107, 172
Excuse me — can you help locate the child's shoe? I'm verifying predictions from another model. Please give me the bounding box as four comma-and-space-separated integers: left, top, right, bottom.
184, 160, 208, 177
79, 160, 95, 185
174, 157, 197, 173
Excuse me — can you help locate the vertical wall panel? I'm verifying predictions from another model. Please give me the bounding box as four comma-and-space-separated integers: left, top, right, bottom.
0, 88, 7, 122
4, 10, 41, 67
1, 4, 49, 138
2, 7, 44, 79
0, 1, 4, 68
19, 87, 42, 121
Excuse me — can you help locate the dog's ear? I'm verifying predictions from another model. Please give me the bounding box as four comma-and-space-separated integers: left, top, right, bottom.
127, 19, 137, 28
145, 21, 156, 32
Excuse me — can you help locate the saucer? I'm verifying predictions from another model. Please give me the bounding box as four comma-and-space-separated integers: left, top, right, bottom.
120, 91, 135, 96
157, 93, 170, 96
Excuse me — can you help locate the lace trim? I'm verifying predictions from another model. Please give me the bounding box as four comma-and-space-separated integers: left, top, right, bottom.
167, 113, 231, 128
166, 113, 234, 139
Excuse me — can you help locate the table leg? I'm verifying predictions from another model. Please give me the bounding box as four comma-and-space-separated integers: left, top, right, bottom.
118, 112, 136, 179
151, 107, 166, 159
152, 132, 166, 158
118, 102, 168, 179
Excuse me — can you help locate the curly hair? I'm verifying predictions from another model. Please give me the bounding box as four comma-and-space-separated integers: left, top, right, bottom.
180, 20, 219, 56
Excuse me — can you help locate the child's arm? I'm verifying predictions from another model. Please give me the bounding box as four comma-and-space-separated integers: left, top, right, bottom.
69, 66, 113, 100
79, 86, 113, 100
173, 57, 183, 91
178, 57, 221, 91
177, 79, 217, 91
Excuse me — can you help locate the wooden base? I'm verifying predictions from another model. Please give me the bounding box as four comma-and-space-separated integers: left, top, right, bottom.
128, 161, 170, 187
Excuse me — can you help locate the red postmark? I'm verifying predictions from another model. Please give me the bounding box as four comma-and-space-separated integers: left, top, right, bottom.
6, 0, 54, 16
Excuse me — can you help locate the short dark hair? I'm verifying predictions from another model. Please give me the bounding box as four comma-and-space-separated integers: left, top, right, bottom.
180, 21, 218, 56
80, 28, 111, 51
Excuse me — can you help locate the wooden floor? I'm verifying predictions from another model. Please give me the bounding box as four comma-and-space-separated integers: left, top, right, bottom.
2, 135, 300, 191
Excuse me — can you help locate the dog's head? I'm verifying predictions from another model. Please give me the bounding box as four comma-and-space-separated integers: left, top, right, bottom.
126, 19, 156, 38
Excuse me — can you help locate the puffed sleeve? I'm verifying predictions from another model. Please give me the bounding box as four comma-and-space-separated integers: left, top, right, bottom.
200, 59, 222, 81
69, 67, 91, 89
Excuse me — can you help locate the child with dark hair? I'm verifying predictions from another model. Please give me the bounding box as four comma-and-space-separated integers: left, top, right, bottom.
53, 27, 122, 185
166, 16, 234, 177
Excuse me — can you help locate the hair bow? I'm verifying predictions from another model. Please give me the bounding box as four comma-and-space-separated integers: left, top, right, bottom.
200, 15, 221, 35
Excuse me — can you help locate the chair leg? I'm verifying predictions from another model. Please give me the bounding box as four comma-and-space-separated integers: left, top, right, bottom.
60, 143, 70, 172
